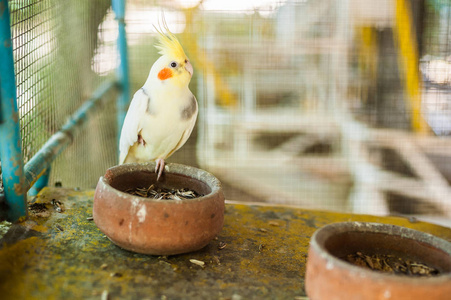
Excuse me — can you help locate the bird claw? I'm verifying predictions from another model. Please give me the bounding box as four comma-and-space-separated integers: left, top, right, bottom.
138, 134, 146, 146
155, 159, 165, 181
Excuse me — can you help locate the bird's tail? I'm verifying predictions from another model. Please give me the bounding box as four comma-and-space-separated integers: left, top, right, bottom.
118, 152, 127, 165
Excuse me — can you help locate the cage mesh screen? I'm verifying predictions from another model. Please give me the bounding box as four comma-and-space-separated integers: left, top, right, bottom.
11, 0, 57, 162
4, 0, 451, 219
421, 0, 451, 136
9, 0, 118, 189
118, 1, 349, 210
121, 0, 450, 218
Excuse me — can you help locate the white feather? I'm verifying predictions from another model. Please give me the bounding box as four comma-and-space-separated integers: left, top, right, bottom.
127, 88, 197, 163
118, 84, 198, 165
118, 88, 148, 164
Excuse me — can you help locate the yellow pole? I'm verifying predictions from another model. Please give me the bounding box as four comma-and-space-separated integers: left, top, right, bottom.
181, 8, 237, 107
394, 0, 429, 133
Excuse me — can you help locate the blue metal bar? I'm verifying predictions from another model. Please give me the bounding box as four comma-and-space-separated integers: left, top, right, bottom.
0, 0, 27, 222
23, 80, 117, 192
112, 0, 131, 152
28, 168, 49, 197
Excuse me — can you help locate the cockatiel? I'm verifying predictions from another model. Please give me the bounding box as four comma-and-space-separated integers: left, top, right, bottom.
119, 24, 197, 180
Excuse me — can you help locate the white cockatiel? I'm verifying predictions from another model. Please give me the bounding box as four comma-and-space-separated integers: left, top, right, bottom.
119, 24, 197, 180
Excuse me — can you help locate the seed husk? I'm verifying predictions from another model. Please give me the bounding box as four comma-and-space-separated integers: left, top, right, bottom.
218, 241, 227, 250
189, 259, 205, 267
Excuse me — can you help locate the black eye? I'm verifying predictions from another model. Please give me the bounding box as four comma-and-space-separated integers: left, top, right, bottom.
170, 61, 177, 68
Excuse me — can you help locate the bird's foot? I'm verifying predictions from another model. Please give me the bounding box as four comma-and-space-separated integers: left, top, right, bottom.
155, 158, 165, 181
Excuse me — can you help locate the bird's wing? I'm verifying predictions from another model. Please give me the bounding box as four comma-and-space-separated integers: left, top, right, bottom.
119, 88, 149, 164
166, 96, 198, 158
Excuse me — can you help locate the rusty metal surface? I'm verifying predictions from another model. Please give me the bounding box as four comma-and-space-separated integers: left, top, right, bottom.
1, 187, 451, 299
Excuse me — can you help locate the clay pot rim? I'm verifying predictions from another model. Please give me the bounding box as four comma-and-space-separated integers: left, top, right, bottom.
310, 221, 451, 282
100, 162, 222, 204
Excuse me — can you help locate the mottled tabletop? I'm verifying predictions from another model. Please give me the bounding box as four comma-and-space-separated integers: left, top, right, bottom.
1, 187, 450, 300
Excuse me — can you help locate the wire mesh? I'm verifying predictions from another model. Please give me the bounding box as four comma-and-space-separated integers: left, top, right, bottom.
11, 0, 57, 163
120, 0, 352, 210
8, 0, 118, 189
121, 0, 451, 218
421, 0, 451, 136
3, 0, 451, 220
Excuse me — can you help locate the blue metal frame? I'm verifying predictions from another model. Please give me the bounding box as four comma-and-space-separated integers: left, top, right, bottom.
28, 168, 50, 197
0, 0, 27, 222
112, 0, 131, 148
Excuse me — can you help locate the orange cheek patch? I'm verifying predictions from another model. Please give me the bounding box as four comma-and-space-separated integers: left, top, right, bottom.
158, 68, 173, 80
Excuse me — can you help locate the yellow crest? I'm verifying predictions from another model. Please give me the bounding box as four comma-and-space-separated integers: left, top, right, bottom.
154, 18, 187, 59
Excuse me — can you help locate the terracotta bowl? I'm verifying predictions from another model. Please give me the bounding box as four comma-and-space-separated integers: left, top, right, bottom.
306, 222, 451, 300
93, 163, 225, 255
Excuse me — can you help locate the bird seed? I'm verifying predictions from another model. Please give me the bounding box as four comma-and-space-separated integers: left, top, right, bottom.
344, 251, 440, 276
125, 184, 203, 200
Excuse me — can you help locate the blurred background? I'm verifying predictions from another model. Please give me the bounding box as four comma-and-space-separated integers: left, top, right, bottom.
3, 0, 451, 223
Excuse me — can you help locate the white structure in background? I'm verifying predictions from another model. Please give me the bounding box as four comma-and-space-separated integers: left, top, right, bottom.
197, 0, 451, 217
93, 9, 186, 76
197, 0, 355, 210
